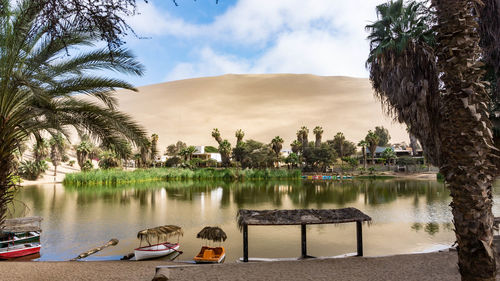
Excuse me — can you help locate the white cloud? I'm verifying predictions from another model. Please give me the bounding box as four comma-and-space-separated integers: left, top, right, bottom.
131, 0, 387, 81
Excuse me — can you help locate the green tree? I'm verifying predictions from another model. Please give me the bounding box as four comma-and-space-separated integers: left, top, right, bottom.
290, 140, 302, 154
365, 131, 380, 164
218, 140, 232, 167
313, 126, 323, 148
367, 0, 498, 278
33, 139, 49, 162
235, 129, 245, 145
381, 148, 397, 165
285, 153, 300, 169
271, 136, 284, 167
0, 0, 148, 223
98, 150, 120, 169
49, 134, 67, 178
165, 141, 187, 156
150, 134, 159, 165
374, 126, 391, 146
179, 146, 196, 161
298, 126, 309, 150
357, 140, 368, 170
212, 128, 222, 145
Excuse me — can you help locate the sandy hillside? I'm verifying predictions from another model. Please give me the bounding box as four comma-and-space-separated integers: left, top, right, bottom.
113, 74, 407, 150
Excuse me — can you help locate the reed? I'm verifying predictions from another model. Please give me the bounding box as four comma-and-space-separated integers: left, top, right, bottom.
63, 168, 302, 186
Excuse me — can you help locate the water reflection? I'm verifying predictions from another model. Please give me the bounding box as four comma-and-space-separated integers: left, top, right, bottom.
9, 179, 475, 261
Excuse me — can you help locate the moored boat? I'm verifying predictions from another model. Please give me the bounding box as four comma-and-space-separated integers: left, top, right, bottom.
0, 231, 40, 248
0, 242, 40, 259
193, 226, 227, 264
134, 225, 183, 261
134, 242, 180, 261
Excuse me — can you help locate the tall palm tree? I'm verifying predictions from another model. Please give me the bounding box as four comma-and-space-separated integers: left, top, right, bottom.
76, 140, 93, 170
218, 140, 232, 167
298, 126, 309, 150
0, 1, 148, 223
357, 140, 368, 169
150, 134, 159, 167
365, 131, 379, 165
235, 129, 245, 145
212, 128, 222, 145
49, 133, 66, 178
33, 139, 49, 162
367, 1, 497, 278
313, 126, 323, 148
271, 136, 284, 167
290, 140, 301, 154
333, 132, 346, 159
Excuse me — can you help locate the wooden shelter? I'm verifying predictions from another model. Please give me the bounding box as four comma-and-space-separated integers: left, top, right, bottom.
237, 208, 371, 262
1, 216, 42, 232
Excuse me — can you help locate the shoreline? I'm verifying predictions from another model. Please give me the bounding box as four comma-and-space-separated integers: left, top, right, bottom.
0, 251, 462, 281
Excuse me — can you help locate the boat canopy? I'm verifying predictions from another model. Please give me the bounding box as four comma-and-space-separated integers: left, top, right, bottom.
137, 225, 183, 245
196, 226, 227, 242
1, 216, 42, 232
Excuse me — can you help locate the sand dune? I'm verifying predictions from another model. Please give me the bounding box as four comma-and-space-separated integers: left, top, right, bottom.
113, 74, 408, 150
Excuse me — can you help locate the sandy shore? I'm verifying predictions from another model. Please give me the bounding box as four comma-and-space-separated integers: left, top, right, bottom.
0, 251, 475, 281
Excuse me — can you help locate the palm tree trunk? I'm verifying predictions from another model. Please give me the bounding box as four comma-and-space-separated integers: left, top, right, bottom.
362, 147, 367, 169
434, 1, 496, 280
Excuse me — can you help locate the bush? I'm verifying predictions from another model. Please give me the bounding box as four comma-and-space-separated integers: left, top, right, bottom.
68, 160, 76, 167
19, 160, 48, 180
82, 160, 94, 172
165, 156, 182, 167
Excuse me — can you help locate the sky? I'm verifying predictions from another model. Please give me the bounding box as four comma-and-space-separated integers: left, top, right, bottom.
118, 0, 387, 86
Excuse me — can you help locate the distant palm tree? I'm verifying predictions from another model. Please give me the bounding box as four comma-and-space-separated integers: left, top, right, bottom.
313, 126, 323, 148
218, 140, 232, 167
298, 126, 309, 150
235, 129, 245, 145
290, 140, 302, 154
365, 131, 379, 165
151, 134, 159, 160
357, 140, 368, 170
271, 136, 284, 167
212, 128, 222, 145
49, 134, 66, 179
33, 139, 49, 162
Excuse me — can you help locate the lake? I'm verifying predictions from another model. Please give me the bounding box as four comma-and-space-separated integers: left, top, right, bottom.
10, 179, 500, 262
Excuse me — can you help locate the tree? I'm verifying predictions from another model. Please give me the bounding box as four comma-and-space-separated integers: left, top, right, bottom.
0, 0, 149, 223
98, 150, 120, 169
76, 140, 93, 170
218, 140, 232, 167
33, 139, 49, 162
381, 148, 396, 165
302, 143, 337, 172
298, 126, 309, 150
313, 126, 323, 148
166, 141, 187, 156
365, 131, 380, 164
235, 129, 245, 144
180, 146, 196, 161
367, 0, 498, 278
285, 153, 300, 169
290, 140, 302, 154
49, 134, 66, 178
271, 136, 284, 167
374, 126, 391, 146
150, 134, 159, 164
407, 127, 420, 156
357, 140, 368, 169
212, 128, 222, 145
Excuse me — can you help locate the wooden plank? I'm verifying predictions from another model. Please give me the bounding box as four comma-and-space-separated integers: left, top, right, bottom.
301, 224, 307, 258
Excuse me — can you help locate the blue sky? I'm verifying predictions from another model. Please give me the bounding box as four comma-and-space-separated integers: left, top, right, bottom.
118, 0, 386, 86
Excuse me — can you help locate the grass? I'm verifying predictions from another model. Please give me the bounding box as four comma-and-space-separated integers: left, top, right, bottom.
63, 168, 302, 186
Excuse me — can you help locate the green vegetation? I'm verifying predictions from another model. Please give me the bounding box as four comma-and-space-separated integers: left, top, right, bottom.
63, 168, 302, 186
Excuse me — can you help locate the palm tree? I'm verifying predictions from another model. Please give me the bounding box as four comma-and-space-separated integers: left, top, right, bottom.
150, 134, 159, 167
357, 140, 368, 170
33, 139, 49, 162
367, 1, 497, 278
235, 129, 245, 145
218, 140, 232, 167
365, 131, 379, 165
290, 140, 302, 154
313, 126, 323, 148
76, 140, 92, 170
333, 132, 346, 159
271, 136, 284, 167
49, 134, 66, 179
212, 128, 222, 145
0, 1, 148, 224
298, 126, 309, 150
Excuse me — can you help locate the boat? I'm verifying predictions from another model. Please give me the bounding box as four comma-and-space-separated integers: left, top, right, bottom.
194, 246, 226, 263
134, 242, 180, 261
134, 225, 183, 261
0, 242, 40, 259
0, 231, 40, 248
0, 216, 42, 259
193, 226, 227, 264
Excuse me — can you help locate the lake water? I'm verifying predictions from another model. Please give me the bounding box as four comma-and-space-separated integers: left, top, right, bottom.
9, 179, 500, 262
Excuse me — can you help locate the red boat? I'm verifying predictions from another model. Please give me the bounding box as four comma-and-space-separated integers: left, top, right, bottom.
0, 243, 41, 259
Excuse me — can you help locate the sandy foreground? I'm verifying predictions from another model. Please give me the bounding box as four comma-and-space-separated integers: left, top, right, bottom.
0, 251, 482, 281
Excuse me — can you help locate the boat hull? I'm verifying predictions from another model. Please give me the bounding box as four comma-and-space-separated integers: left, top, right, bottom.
0, 231, 40, 248
194, 246, 226, 263
134, 243, 179, 261
0, 243, 41, 259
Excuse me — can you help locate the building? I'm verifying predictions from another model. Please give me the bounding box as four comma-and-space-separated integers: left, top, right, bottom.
192, 146, 222, 163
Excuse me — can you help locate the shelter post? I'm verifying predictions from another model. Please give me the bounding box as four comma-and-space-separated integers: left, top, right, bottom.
356, 221, 363, 256
243, 224, 248, 262
301, 224, 307, 258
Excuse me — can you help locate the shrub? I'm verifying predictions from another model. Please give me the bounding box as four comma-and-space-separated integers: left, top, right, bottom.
19, 160, 48, 180
68, 160, 76, 167
82, 160, 94, 172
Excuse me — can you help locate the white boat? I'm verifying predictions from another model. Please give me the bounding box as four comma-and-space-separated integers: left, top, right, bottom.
134, 242, 180, 261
